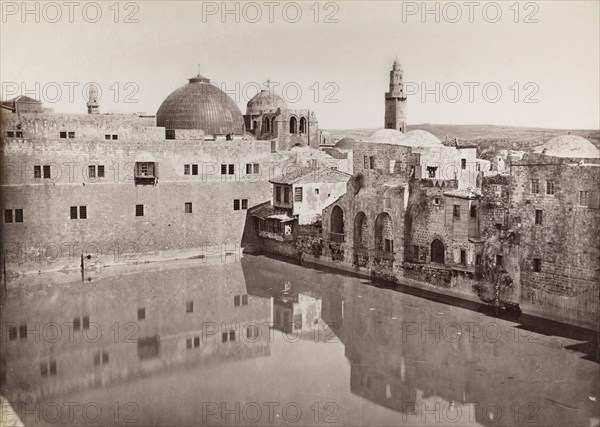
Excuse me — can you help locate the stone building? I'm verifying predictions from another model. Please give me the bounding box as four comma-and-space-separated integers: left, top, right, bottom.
0, 72, 284, 273
243, 83, 322, 151
384, 59, 407, 132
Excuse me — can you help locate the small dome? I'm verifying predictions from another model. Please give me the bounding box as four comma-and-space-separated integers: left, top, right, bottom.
539, 135, 599, 158
334, 137, 357, 150
369, 129, 408, 144
404, 130, 442, 146
157, 74, 244, 135
246, 90, 287, 115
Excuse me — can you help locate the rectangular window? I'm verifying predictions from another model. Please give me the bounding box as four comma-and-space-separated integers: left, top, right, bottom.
193, 337, 200, 348
533, 258, 541, 272
228, 164, 235, 175
242, 294, 248, 305
253, 164, 259, 174
19, 324, 27, 340
241, 199, 248, 210
427, 166, 437, 178
453, 205, 460, 219
475, 254, 481, 265
546, 180, 555, 195
43, 165, 51, 179
185, 202, 192, 213
4, 210, 12, 223
184, 164, 190, 175
246, 163, 252, 174
73, 317, 81, 331
461, 159, 466, 170
369, 156, 375, 170
233, 199, 240, 211
105, 134, 111, 140
535, 209, 543, 225
460, 249, 466, 265
68, 131, 75, 139
276, 186, 281, 202
295, 187, 303, 202
364, 156, 369, 169
530, 179, 539, 194
138, 307, 146, 320
60, 131, 67, 138
186, 301, 193, 313
234, 295, 240, 307
8, 326, 17, 340
221, 164, 227, 175
70, 206, 78, 219
186, 338, 193, 349
496, 255, 503, 267
470, 205, 477, 218
102, 351, 109, 364
15, 209, 23, 223
98, 165, 105, 178
112, 134, 118, 140
49, 361, 57, 375
384, 239, 393, 253
34, 165, 41, 179
192, 164, 198, 175
413, 245, 420, 260
88, 165, 96, 178
135, 204, 144, 217
579, 191, 589, 207
284, 187, 290, 203
82, 316, 89, 329
79, 206, 87, 219
7, 131, 14, 137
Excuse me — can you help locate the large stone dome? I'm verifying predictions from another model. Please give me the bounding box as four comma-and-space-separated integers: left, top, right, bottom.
156, 74, 245, 135
538, 135, 599, 158
404, 129, 442, 146
369, 129, 408, 144
246, 89, 288, 115
334, 137, 357, 150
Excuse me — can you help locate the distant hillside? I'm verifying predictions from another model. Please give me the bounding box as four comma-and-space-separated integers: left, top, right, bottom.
324, 124, 600, 155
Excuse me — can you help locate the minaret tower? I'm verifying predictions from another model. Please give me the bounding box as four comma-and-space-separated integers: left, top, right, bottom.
384, 58, 406, 132
86, 85, 100, 114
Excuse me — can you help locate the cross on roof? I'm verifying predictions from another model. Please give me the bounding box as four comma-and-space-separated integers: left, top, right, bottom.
265, 78, 271, 90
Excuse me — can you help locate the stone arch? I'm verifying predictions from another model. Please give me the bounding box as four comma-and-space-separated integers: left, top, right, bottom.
354, 212, 369, 248
330, 205, 345, 242
289, 116, 298, 134
299, 117, 307, 134
263, 116, 270, 132
431, 238, 445, 264
374, 212, 393, 252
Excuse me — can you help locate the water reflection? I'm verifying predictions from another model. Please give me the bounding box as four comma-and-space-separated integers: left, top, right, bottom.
1, 256, 598, 426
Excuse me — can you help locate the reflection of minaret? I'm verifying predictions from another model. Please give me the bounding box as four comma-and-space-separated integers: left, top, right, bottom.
384, 58, 406, 132
87, 85, 100, 114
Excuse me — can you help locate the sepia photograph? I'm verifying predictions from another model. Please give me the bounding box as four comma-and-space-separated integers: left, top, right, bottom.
0, 1, 599, 426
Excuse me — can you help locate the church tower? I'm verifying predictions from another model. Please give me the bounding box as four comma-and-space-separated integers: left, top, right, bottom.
384, 59, 406, 132
86, 85, 100, 114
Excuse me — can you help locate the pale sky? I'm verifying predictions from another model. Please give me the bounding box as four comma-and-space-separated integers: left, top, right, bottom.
1, 1, 598, 129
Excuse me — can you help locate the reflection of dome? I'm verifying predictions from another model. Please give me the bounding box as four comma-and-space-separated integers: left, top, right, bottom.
404, 130, 442, 146
370, 129, 408, 144
334, 137, 357, 150
538, 135, 599, 158
156, 74, 244, 135
246, 90, 288, 115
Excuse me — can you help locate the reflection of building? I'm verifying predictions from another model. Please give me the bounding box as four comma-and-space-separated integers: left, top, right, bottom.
0, 261, 272, 403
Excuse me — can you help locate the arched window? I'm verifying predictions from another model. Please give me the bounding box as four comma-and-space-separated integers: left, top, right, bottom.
374, 212, 393, 253
289, 116, 298, 134
431, 239, 445, 264
330, 206, 344, 242
299, 117, 307, 134
354, 212, 368, 248
263, 117, 270, 132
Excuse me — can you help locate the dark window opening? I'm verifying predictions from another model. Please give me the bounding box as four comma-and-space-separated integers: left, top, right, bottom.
284, 187, 290, 203
49, 361, 57, 375
369, 156, 375, 170
241, 199, 248, 210
533, 258, 541, 272
34, 165, 41, 178
496, 254, 503, 267
73, 317, 81, 331
4, 210, 12, 223
184, 164, 190, 175
228, 164, 235, 175
8, 326, 17, 340
68, 132, 75, 139
453, 205, 460, 219
105, 134, 111, 140
461, 159, 466, 170
295, 187, 303, 202
233, 199, 240, 211
242, 294, 248, 305
192, 164, 198, 175
470, 205, 477, 218
82, 316, 89, 329
186, 301, 193, 313
43, 165, 51, 179
70, 206, 78, 219
60, 131, 67, 138
531, 179, 539, 194
79, 206, 87, 219
475, 254, 481, 265
384, 239, 393, 253
234, 295, 240, 307
14, 209, 23, 223
138, 307, 146, 320
546, 181, 555, 195
276, 186, 281, 202
460, 249, 467, 265
98, 165, 105, 178
427, 166, 437, 178
112, 134, 118, 140
19, 324, 27, 340
185, 202, 192, 213
7, 131, 15, 137
135, 204, 144, 217
221, 164, 227, 175
89, 165, 96, 178
193, 337, 200, 348
535, 209, 543, 225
